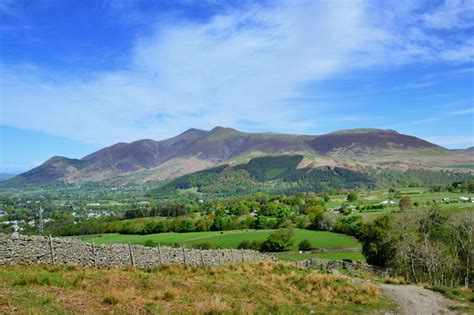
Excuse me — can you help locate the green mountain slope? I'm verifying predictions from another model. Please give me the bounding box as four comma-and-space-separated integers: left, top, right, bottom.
148, 155, 473, 197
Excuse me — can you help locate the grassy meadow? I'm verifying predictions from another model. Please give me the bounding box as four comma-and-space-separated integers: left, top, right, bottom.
0, 263, 392, 314
74, 229, 361, 251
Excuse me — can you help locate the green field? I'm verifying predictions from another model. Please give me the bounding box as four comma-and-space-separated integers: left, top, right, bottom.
73, 229, 361, 251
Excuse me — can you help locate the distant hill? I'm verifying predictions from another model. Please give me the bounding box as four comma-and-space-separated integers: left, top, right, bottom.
450, 147, 474, 155
0, 173, 18, 181
4, 127, 473, 187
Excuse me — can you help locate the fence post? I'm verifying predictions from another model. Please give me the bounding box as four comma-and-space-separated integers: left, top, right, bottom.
200, 248, 204, 266
128, 243, 135, 267
230, 249, 234, 263
218, 250, 221, 265
158, 244, 162, 266
92, 239, 97, 267
182, 246, 187, 267
49, 235, 55, 265
241, 249, 244, 263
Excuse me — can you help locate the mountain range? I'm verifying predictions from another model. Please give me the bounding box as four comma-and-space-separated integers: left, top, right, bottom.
6, 127, 473, 186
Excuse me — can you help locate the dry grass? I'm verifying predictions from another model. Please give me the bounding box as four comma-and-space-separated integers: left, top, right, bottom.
0, 262, 392, 314
383, 276, 408, 285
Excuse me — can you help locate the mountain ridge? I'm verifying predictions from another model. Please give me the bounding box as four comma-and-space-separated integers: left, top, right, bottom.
5, 127, 473, 186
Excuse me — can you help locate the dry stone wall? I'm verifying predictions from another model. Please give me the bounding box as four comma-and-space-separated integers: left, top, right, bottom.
0, 234, 274, 268
294, 258, 390, 276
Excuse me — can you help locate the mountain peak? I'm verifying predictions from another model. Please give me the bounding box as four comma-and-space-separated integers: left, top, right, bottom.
210, 126, 237, 132
208, 126, 241, 137
173, 128, 208, 140
181, 128, 207, 135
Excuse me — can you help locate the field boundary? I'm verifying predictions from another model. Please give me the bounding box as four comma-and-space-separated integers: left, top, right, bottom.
0, 233, 274, 268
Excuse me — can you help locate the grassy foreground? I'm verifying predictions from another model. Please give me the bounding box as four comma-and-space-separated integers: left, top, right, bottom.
0, 263, 392, 314
74, 229, 361, 251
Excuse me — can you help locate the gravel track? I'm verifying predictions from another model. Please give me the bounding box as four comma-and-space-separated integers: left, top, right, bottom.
380, 284, 458, 315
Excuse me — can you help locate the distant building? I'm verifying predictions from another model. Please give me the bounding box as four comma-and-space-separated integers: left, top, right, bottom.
0, 210, 6, 217
380, 200, 396, 205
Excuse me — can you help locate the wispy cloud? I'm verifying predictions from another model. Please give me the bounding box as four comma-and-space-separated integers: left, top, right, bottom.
410, 117, 439, 124
422, 0, 474, 29
1, 0, 474, 145
448, 108, 474, 115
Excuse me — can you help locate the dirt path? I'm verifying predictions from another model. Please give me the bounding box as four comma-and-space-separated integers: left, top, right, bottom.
380, 284, 458, 314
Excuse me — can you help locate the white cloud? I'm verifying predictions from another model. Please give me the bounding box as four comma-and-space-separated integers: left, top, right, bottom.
449, 108, 474, 115
410, 117, 439, 124
1, 0, 473, 145
422, 0, 474, 29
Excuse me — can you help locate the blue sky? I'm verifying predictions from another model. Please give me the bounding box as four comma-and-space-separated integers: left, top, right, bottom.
1, 0, 473, 173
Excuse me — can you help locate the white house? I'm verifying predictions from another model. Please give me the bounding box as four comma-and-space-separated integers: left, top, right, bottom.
0, 210, 7, 217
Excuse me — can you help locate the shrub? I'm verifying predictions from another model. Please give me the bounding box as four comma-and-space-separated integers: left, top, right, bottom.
250, 240, 264, 251
261, 229, 294, 252
237, 240, 251, 249
347, 192, 358, 202
298, 239, 312, 251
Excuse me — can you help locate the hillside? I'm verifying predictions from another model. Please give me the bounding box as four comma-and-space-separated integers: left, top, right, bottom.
0, 263, 390, 314
4, 127, 473, 187
309, 129, 444, 154
451, 146, 474, 155
149, 155, 473, 197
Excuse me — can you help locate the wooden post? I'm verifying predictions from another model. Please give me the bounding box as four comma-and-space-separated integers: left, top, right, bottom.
92, 239, 97, 267
49, 235, 55, 265
218, 250, 221, 265
230, 249, 234, 263
241, 249, 244, 263
158, 244, 162, 266
129, 243, 135, 267
200, 248, 204, 266
182, 246, 187, 267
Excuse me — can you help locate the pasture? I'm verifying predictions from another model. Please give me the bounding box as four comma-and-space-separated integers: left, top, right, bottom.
74, 229, 361, 252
